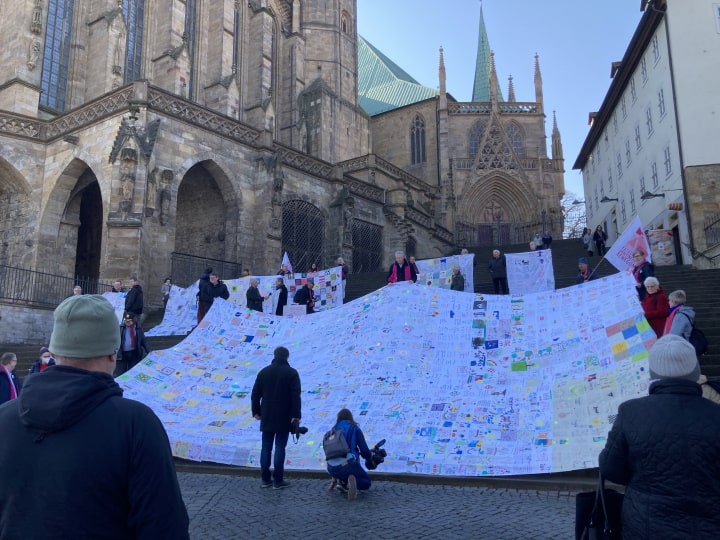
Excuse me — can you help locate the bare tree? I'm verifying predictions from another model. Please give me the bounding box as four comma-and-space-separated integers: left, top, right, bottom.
562, 192, 587, 239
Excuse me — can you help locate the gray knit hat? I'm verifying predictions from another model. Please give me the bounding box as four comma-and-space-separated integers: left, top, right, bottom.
49, 295, 121, 358
648, 334, 700, 382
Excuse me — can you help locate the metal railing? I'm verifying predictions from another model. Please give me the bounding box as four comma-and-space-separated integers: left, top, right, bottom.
0, 265, 113, 308
170, 252, 242, 287
704, 212, 720, 250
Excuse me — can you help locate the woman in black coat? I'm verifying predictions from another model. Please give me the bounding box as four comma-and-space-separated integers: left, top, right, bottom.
599, 335, 720, 539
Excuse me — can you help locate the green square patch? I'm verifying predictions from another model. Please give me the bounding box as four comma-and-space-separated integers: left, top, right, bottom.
511, 361, 527, 372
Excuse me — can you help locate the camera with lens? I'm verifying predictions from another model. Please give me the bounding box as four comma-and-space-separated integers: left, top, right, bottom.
365, 439, 387, 470
291, 419, 308, 437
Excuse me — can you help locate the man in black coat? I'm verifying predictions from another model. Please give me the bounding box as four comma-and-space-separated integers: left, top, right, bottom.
0, 352, 21, 405
599, 335, 720, 539
251, 346, 301, 489
487, 249, 508, 294
115, 314, 151, 376
246, 278, 267, 312
274, 277, 288, 316
124, 276, 144, 320
0, 295, 189, 538
198, 273, 230, 320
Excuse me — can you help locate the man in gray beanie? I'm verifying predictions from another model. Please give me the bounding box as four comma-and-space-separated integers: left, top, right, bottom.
599, 335, 720, 538
0, 295, 189, 538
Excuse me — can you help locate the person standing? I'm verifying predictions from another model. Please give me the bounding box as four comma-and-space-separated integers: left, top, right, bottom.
124, 276, 144, 320
576, 257, 599, 284
195, 268, 213, 323
581, 227, 594, 257
641, 277, 669, 338
246, 278, 267, 312
664, 290, 695, 340
450, 265, 465, 291
161, 277, 172, 308
337, 257, 349, 299
116, 314, 151, 376
110, 280, 126, 293
29, 347, 55, 374
593, 225, 608, 257
293, 280, 316, 314
199, 272, 230, 316
599, 335, 720, 539
251, 346, 301, 489
386, 251, 417, 283
542, 231, 553, 250
0, 295, 189, 538
408, 256, 420, 276
487, 249, 508, 294
632, 250, 654, 301
72, 286, 82, 296
273, 277, 288, 316
0, 353, 21, 405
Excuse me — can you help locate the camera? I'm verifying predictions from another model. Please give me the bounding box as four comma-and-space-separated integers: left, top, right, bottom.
365, 439, 387, 470
291, 419, 308, 437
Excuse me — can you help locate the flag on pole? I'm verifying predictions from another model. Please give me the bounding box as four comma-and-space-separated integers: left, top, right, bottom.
605, 216, 652, 271
281, 252, 293, 274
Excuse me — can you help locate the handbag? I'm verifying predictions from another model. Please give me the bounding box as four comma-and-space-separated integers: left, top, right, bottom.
575, 472, 623, 540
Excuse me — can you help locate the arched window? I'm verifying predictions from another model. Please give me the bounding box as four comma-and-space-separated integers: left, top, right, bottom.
281, 200, 325, 271
410, 116, 426, 165
505, 122, 524, 157
122, 0, 145, 83
40, 0, 76, 111
469, 121, 487, 158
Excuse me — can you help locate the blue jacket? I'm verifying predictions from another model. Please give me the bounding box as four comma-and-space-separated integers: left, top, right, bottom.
327, 419, 372, 465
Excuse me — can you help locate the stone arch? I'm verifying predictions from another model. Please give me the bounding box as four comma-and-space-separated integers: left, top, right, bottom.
174, 158, 239, 263
0, 157, 33, 266
37, 158, 105, 278
459, 173, 536, 225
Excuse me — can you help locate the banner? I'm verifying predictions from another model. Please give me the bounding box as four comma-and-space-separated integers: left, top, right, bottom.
605, 216, 652, 271
415, 253, 474, 292
102, 291, 127, 324
147, 267, 343, 336
119, 272, 653, 476
647, 229, 676, 266
506, 250, 555, 294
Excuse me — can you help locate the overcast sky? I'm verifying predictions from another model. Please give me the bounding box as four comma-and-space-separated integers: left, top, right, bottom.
357, 0, 644, 198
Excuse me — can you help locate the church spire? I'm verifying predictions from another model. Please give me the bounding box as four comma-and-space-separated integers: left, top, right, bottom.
439, 46, 446, 95
534, 53, 544, 105
552, 111, 563, 160
507, 75, 516, 102
472, 2, 503, 102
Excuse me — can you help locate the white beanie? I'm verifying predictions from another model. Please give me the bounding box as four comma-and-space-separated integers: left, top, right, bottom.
648, 334, 700, 382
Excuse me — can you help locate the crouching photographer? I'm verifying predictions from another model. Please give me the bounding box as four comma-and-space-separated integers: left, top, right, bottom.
324, 408, 382, 500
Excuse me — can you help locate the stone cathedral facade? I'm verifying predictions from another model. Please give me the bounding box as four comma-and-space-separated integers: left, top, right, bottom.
0, 0, 564, 312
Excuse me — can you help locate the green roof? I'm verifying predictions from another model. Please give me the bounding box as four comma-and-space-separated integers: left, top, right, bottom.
358, 35, 439, 116
472, 4, 503, 102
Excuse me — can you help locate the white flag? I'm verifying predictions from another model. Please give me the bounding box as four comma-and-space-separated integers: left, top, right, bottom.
281, 252, 293, 274
605, 216, 652, 272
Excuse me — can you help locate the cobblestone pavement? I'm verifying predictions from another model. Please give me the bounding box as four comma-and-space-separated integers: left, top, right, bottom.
179, 472, 579, 539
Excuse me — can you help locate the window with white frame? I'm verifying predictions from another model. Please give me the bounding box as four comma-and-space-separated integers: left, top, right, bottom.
625, 140, 631, 165
641, 57, 648, 82
646, 107, 654, 136
635, 124, 642, 151
609, 166, 614, 190
616, 154, 623, 179
613, 113, 618, 134
630, 189, 636, 214
621, 200, 627, 224
595, 188, 599, 210
621, 96, 627, 119
652, 35, 660, 63
630, 77, 637, 101
651, 161, 658, 188
640, 175, 646, 196
657, 87, 666, 118
664, 146, 672, 176
601, 173, 606, 197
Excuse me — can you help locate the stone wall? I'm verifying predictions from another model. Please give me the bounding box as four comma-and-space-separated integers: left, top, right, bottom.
684, 163, 720, 269
0, 303, 54, 345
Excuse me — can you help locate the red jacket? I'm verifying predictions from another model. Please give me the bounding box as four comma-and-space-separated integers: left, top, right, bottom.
641, 289, 669, 338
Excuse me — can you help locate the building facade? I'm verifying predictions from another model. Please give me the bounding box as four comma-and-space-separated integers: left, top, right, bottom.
574, 0, 720, 267
0, 0, 565, 336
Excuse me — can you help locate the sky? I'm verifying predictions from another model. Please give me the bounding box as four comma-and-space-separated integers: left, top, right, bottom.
357, 0, 644, 199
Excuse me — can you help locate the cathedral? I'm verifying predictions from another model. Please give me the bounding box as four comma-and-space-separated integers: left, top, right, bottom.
0, 0, 564, 308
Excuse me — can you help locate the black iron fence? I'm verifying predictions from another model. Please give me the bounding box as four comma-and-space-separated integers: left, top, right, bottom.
704, 212, 720, 250
170, 252, 242, 287
0, 265, 113, 308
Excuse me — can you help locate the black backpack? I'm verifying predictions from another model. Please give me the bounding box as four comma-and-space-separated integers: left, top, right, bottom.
680, 312, 709, 357
323, 426, 350, 460
293, 287, 308, 305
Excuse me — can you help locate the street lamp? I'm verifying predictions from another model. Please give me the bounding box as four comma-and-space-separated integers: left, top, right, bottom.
640, 191, 665, 200
600, 196, 618, 203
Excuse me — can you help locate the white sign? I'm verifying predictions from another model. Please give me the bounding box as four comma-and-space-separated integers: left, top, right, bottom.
415, 253, 474, 292
506, 250, 555, 294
